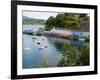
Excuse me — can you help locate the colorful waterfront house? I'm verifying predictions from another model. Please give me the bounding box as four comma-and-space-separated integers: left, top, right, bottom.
82, 32, 89, 38
71, 31, 84, 38
57, 29, 72, 37
51, 28, 72, 37
77, 32, 83, 37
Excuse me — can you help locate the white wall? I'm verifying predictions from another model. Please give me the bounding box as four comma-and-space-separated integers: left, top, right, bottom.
0, 0, 99, 80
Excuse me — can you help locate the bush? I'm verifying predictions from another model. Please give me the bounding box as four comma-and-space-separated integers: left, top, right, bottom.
57, 44, 79, 66
78, 43, 90, 65
57, 42, 90, 67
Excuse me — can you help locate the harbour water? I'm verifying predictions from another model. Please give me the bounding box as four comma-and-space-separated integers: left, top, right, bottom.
22, 24, 84, 69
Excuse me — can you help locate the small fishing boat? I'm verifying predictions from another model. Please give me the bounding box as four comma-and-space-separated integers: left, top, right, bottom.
23, 47, 31, 51
32, 37, 37, 39
42, 38, 45, 40
79, 38, 85, 41
44, 45, 48, 48
38, 47, 44, 50
37, 42, 40, 44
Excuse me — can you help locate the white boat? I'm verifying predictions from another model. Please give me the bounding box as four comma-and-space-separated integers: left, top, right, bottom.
38, 45, 48, 50
79, 38, 85, 41
38, 47, 44, 50
23, 47, 31, 51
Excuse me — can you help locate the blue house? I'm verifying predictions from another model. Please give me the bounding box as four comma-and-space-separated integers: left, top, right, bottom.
72, 32, 83, 37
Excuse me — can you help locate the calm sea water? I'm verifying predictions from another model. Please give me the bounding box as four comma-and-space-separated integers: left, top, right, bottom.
22, 24, 83, 69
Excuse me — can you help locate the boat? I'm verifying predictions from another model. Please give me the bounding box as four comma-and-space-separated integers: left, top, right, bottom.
79, 38, 85, 41
32, 37, 37, 39
42, 39, 45, 40
23, 30, 34, 35
37, 42, 40, 44
38, 45, 48, 50
23, 47, 31, 51
44, 45, 48, 48
38, 47, 44, 50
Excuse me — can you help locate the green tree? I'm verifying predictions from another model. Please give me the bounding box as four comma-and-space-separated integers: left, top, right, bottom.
45, 16, 56, 31
45, 13, 80, 31
57, 44, 79, 66
78, 43, 90, 65
57, 42, 90, 67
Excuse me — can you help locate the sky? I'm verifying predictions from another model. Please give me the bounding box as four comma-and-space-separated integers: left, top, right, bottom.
23, 11, 58, 20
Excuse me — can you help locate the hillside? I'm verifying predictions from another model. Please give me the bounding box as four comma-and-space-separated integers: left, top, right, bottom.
23, 16, 46, 24
45, 13, 89, 31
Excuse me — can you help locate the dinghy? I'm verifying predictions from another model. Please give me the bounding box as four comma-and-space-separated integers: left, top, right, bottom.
23, 47, 31, 51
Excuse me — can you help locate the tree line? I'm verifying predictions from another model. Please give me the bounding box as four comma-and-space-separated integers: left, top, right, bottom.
45, 13, 89, 31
